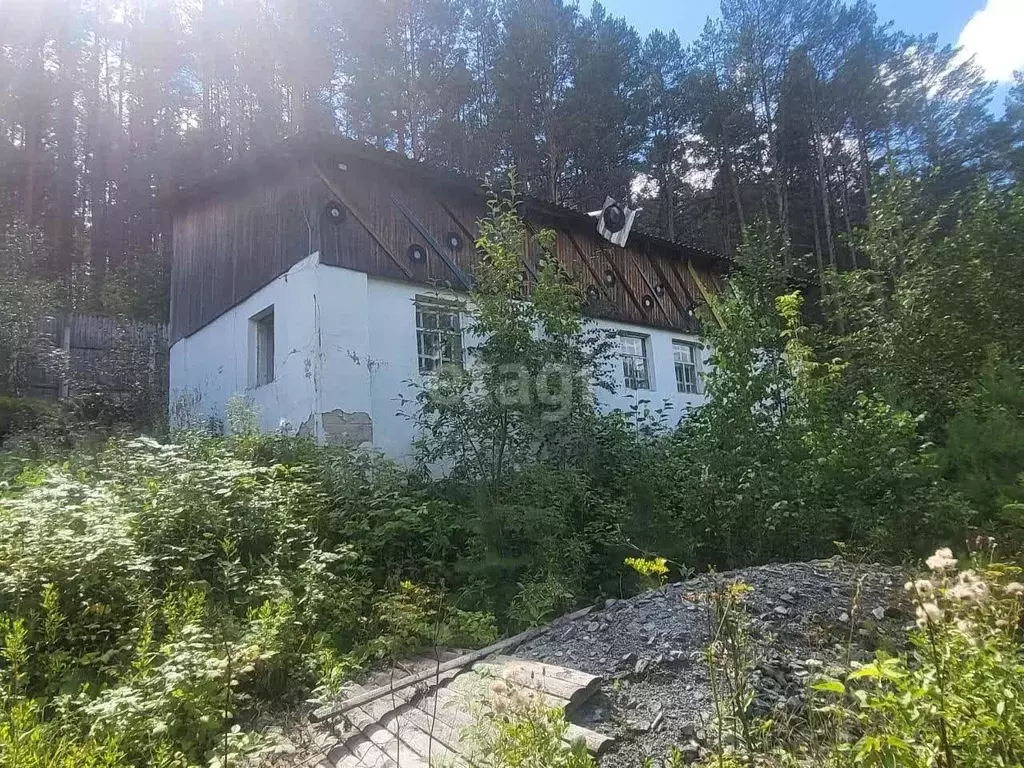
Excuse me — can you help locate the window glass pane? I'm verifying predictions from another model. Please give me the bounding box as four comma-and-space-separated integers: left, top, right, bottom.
672, 341, 701, 394
620, 335, 642, 357
673, 343, 692, 364
252, 311, 275, 387
416, 303, 463, 373
620, 334, 650, 389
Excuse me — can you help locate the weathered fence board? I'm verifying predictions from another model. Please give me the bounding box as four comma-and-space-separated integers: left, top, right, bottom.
19, 313, 168, 403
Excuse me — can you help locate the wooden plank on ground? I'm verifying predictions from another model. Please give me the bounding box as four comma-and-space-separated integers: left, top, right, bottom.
445, 667, 612, 756
311, 607, 593, 724
357, 696, 471, 767
312, 656, 613, 764
475, 657, 602, 712
565, 723, 615, 756
397, 698, 472, 761
338, 685, 418, 767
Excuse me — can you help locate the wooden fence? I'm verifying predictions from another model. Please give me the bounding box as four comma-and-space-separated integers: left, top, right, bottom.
22, 313, 168, 403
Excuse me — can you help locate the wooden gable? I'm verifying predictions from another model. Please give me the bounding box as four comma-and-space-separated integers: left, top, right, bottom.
169, 137, 726, 344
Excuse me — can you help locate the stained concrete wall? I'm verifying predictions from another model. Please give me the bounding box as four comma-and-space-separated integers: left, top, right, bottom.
169, 259, 709, 461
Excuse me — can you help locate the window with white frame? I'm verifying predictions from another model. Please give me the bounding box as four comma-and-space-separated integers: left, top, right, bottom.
416, 300, 463, 373
250, 306, 275, 387
673, 340, 702, 394
620, 333, 651, 390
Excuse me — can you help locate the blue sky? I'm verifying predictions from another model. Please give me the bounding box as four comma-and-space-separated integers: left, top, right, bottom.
599, 0, 1023, 106
599, 0, 984, 48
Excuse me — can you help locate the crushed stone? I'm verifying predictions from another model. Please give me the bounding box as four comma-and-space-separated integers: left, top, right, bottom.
513, 557, 908, 767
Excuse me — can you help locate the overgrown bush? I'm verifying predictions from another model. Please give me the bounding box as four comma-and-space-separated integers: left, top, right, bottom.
689, 546, 1024, 768
0, 434, 495, 766
0, 398, 53, 444
465, 682, 596, 768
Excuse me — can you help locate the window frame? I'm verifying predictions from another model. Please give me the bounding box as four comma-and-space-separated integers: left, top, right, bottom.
415, 297, 464, 375
619, 332, 652, 391
673, 339, 702, 395
249, 305, 275, 388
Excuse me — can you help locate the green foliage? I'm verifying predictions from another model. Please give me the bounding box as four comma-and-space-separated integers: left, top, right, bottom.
0, 434, 494, 766
688, 548, 1024, 768
633, 227, 967, 568
809, 551, 1024, 768
406, 181, 619, 620
833, 182, 1024, 432
410, 178, 614, 487
466, 687, 596, 768
0, 398, 54, 444
0, 220, 59, 397
941, 357, 1024, 528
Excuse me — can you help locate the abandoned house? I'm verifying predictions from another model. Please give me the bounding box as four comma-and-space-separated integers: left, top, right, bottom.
168, 134, 727, 461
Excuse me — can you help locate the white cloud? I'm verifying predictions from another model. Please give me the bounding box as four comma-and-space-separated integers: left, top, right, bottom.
958, 0, 1024, 82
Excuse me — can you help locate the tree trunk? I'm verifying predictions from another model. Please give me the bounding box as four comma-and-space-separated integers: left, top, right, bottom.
54, 19, 77, 285
815, 131, 836, 272
838, 154, 856, 268
808, 67, 836, 274
858, 128, 871, 224
664, 172, 675, 241
23, 38, 45, 226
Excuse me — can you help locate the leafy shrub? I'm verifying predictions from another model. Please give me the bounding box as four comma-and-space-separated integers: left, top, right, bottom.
0, 397, 53, 444
466, 683, 596, 768
0, 434, 495, 766
809, 548, 1024, 767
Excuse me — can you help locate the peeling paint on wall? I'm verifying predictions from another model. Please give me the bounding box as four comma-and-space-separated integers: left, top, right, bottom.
321, 409, 373, 447
296, 414, 315, 438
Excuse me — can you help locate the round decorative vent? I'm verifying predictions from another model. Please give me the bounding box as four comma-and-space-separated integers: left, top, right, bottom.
445, 231, 463, 251
407, 244, 427, 263
602, 270, 616, 287
642, 295, 655, 310
586, 285, 601, 302
654, 283, 666, 298
324, 201, 347, 225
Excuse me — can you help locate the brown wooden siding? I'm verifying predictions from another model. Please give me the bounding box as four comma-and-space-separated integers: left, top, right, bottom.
171, 166, 324, 343
170, 149, 721, 343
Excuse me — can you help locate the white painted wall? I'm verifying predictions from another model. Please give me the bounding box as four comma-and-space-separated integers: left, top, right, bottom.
169, 260, 709, 461
327, 273, 708, 462
169, 254, 321, 434
594, 317, 709, 426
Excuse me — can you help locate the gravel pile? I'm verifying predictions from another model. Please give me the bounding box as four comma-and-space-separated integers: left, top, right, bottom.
513, 558, 908, 767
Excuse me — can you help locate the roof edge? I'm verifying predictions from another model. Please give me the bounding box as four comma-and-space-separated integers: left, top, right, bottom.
166, 131, 727, 272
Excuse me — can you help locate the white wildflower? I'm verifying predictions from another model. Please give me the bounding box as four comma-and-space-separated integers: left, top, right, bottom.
926, 547, 957, 573
916, 602, 944, 628
949, 583, 976, 602
905, 578, 934, 597
949, 570, 990, 604
1005, 582, 1024, 597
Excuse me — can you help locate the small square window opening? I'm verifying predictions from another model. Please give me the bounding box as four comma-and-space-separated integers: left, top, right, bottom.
250, 307, 275, 387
